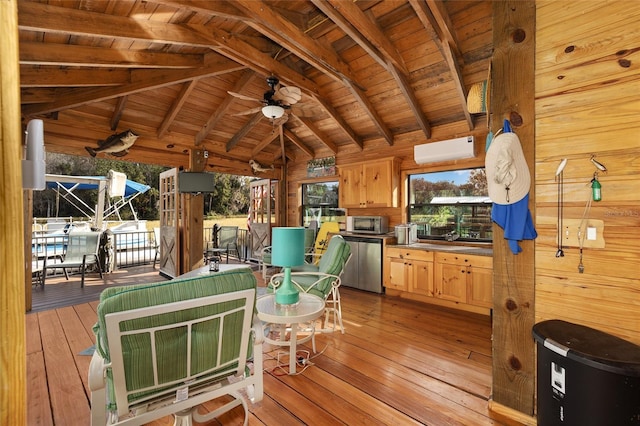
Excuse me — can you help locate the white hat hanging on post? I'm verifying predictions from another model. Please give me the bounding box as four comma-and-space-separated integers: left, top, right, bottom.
485, 130, 531, 205
485, 120, 537, 254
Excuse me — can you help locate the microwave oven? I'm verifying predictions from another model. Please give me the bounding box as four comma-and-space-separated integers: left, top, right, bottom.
347, 216, 389, 234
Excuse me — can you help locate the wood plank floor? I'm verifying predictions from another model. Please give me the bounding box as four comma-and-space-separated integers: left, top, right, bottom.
26, 265, 519, 425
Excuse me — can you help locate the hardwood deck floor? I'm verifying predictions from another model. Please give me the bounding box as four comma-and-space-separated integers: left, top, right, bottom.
26, 265, 517, 425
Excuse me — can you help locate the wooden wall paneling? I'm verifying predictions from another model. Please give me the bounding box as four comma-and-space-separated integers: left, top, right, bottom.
535, 0, 640, 346
1, 1, 27, 423
489, 0, 536, 418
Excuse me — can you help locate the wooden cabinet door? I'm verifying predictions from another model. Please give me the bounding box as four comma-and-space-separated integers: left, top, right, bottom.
467, 266, 493, 308
363, 160, 393, 207
385, 256, 408, 291
339, 164, 363, 208
409, 260, 434, 296
435, 261, 467, 302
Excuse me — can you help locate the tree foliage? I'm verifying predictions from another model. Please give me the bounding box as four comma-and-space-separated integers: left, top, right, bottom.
33, 154, 251, 220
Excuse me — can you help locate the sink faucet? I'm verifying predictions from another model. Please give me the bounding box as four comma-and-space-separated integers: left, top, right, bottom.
445, 231, 459, 242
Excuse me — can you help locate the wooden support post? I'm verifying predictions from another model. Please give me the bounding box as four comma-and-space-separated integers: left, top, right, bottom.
182, 149, 206, 272
0, 0, 27, 423
490, 0, 537, 417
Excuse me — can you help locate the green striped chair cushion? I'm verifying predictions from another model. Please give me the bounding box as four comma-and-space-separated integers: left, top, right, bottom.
93, 268, 257, 409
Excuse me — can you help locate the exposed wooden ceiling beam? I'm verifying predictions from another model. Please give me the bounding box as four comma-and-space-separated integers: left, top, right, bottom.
195, 70, 255, 145
318, 0, 408, 75
226, 112, 262, 152
158, 80, 198, 138
110, 96, 128, 131
409, 0, 473, 130
233, 0, 357, 86
251, 129, 279, 157
19, 68, 130, 88
18, 2, 215, 49
283, 127, 314, 158
21, 57, 243, 116
311, 95, 363, 150
19, 42, 203, 69
316, 0, 431, 139
294, 116, 338, 154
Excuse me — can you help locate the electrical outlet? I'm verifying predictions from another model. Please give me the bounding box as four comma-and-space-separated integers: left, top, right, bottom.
559, 218, 605, 248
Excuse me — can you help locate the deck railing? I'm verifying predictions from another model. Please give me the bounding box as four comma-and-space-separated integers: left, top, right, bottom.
33, 227, 254, 280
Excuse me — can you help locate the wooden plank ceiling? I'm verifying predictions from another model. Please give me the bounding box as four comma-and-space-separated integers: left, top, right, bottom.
18, 0, 492, 176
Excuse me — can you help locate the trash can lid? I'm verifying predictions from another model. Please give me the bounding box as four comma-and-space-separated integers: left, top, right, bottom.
532, 319, 640, 376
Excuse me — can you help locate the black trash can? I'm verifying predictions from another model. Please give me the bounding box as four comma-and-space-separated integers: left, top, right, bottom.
532, 320, 640, 425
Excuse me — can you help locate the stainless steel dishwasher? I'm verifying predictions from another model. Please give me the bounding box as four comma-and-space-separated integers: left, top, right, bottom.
341, 235, 383, 293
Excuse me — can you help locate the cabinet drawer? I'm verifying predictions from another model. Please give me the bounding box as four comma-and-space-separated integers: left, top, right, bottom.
386, 247, 434, 262
435, 252, 492, 268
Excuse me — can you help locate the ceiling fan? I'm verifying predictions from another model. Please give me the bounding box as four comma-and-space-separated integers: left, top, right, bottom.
228, 76, 304, 125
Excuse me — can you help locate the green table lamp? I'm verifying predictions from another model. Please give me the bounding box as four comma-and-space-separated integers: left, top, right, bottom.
271, 227, 305, 306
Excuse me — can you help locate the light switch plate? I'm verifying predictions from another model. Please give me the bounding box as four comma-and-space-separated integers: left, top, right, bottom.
558, 218, 605, 248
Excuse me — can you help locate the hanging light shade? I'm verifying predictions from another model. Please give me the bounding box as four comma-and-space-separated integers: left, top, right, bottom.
262, 104, 285, 119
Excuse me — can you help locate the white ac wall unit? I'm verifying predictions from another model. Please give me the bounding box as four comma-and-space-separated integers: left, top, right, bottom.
413, 136, 475, 164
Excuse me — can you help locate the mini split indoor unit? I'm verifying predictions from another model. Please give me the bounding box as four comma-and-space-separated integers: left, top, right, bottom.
413, 136, 475, 164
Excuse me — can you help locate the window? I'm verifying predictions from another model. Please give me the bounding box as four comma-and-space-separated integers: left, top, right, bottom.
408, 168, 492, 242
301, 182, 346, 229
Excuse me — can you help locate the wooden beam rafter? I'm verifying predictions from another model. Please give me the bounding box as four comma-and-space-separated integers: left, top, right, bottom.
226, 112, 263, 152
158, 80, 197, 138
19, 41, 203, 69
409, 0, 473, 130
195, 70, 255, 145
317, 0, 431, 139
110, 96, 128, 131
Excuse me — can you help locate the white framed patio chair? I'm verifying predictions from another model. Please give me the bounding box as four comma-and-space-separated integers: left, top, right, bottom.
269, 234, 351, 333
89, 269, 263, 426
44, 231, 103, 287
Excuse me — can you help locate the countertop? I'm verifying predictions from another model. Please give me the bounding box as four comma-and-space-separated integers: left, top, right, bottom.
387, 242, 493, 257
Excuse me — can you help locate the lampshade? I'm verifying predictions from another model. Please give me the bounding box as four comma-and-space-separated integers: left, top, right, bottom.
271, 227, 305, 306
262, 104, 285, 119
271, 227, 305, 267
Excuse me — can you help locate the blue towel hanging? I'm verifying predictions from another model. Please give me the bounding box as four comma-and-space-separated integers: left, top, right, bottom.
503, 119, 512, 133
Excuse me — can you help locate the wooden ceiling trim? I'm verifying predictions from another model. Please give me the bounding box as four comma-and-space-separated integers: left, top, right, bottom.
21, 58, 243, 117
158, 80, 197, 138
19, 41, 204, 69
194, 70, 255, 145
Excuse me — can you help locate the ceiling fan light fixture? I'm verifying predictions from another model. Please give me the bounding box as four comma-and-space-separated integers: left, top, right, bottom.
262, 105, 285, 119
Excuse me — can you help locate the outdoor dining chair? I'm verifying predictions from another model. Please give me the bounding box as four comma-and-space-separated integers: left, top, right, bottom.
205, 225, 240, 263
44, 231, 103, 287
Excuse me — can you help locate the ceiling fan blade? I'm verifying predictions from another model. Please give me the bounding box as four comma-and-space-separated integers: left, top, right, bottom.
227, 91, 261, 103
234, 106, 262, 116
290, 103, 321, 117
274, 86, 302, 105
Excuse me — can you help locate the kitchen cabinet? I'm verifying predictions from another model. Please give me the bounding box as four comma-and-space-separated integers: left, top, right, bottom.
384, 247, 434, 295
434, 253, 493, 308
339, 158, 400, 208
384, 247, 493, 313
